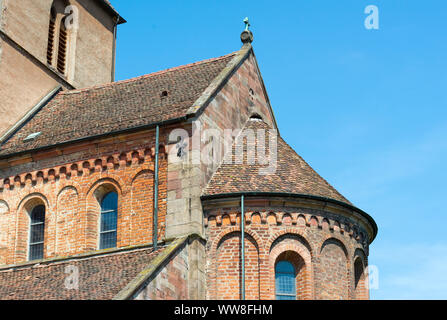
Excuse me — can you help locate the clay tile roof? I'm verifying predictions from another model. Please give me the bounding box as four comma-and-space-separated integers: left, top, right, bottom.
0, 245, 165, 300
203, 118, 351, 205
0, 53, 236, 157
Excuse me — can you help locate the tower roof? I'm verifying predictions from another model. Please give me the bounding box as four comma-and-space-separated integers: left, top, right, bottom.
0, 236, 191, 300
97, 0, 126, 24
203, 118, 352, 205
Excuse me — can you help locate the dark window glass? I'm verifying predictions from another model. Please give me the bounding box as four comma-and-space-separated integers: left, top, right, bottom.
29, 205, 45, 261
100, 192, 118, 249
275, 260, 296, 300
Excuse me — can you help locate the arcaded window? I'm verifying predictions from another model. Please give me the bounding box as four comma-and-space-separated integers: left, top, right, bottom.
100, 192, 118, 249
275, 260, 296, 300
29, 205, 45, 261
46, 0, 72, 76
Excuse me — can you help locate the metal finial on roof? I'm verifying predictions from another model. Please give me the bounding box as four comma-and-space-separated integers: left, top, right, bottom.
243, 17, 250, 31
241, 17, 254, 44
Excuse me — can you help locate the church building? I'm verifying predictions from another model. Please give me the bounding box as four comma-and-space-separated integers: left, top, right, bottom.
0, 0, 377, 300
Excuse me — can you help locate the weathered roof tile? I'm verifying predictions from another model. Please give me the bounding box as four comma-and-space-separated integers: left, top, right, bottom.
0, 53, 236, 157
0, 245, 165, 300
203, 118, 351, 205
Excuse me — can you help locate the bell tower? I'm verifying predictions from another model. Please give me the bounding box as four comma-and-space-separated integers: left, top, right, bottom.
0, 0, 125, 137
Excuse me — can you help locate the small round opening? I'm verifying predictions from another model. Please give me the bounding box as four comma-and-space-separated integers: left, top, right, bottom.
161, 91, 168, 98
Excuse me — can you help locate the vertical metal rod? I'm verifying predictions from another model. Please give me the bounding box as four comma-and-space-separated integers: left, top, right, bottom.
153, 125, 160, 249
111, 17, 118, 82
241, 194, 245, 300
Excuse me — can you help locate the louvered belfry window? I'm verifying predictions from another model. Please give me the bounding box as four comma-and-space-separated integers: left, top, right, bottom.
47, 2, 70, 76
46, 8, 56, 65
57, 17, 68, 74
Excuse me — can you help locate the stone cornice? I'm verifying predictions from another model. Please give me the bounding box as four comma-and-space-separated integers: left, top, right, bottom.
0, 145, 167, 193
201, 193, 377, 244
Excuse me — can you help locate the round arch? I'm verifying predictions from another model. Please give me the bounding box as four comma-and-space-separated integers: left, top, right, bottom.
269, 238, 313, 300
85, 176, 124, 198
84, 178, 122, 251
16, 193, 50, 262
267, 230, 313, 256
207, 227, 263, 300
353, 248, 369, 299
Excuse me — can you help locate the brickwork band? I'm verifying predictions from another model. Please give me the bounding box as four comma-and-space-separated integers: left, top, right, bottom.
205, 205, 370, 300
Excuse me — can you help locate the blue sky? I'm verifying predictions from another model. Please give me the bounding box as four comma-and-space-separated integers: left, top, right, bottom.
112, 0, 447, 299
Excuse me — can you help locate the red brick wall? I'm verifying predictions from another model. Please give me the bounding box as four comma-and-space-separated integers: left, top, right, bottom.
0, 129, 169, 265
315, 239, 349, 299
215, 231, 260, 299
204, 201, 370, 300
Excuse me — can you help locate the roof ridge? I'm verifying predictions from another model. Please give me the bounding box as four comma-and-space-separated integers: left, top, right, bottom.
202, 117, 269, 195
113, 236, 191, 300
186, 43, 252, 116
62, 52, 238, 96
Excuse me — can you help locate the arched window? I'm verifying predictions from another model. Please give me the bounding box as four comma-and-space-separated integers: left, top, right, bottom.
100, 192, 118, 250
275, 260, 296, 300
354, 258, 364, 288
354, 256, 368, 299
46, 0, 71, 76
29, 205, 45, 261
